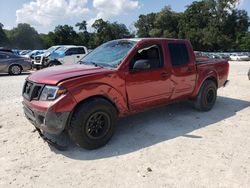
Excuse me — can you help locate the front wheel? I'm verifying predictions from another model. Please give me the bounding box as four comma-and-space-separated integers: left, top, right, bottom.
194, 80, 217, 111
48, 61, 61, 67
68, 98, 117, 150
9, 65, 22, 75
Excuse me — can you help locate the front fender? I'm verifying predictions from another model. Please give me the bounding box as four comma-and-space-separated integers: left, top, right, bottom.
69, 83, 129, 116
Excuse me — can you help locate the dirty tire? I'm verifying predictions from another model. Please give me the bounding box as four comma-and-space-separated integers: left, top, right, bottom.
9, 65, 22, 75
48, 61, 61, 67
68, 98, 117, 150
194, 80, 217, 111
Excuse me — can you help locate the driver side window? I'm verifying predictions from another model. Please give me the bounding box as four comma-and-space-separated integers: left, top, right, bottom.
129, 44, 163, 70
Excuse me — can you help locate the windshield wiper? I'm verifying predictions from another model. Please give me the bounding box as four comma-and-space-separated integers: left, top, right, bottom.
89, 62, 104, 68
79, 61, 104, 68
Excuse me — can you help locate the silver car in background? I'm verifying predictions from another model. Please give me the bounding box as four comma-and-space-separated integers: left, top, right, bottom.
0, 52, 32, 75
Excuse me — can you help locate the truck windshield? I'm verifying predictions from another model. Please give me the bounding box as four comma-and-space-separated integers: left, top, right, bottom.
80, 40, 136, 68
54, 47, 68, 55
47, 46, 59, 53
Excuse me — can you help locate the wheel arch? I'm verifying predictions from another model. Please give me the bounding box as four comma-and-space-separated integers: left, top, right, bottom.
191, 73, 218, 98
74, 95, 119, 114
65, 95, 120, 130
204, 76, 218, 88
47, 59, 62, 66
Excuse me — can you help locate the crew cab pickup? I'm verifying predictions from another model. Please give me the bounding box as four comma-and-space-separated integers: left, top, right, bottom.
22, 38, 229, 150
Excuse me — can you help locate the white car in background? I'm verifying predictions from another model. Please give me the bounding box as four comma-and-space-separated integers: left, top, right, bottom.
33, 45, 62, 69
54, 46, 88, 66
230, 53, 250, 61
33, 45, 88, 68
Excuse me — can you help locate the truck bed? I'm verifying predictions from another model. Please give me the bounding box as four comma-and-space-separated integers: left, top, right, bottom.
196, 59, 229, 88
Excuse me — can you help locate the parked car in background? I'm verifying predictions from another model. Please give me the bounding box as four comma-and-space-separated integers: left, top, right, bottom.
0, 48, 14, 54
230, 53, 250, 61
32, 46, 62, 69
219, 53, 231, 60
194, 51, 209, 61
248, 68, 250, 80
23, 38, 229, 149
19, 50, 32, 56
0, 51, 32, 75
46, 45, 88, 67
11, 49, 22, 56
23, 50, 45, 59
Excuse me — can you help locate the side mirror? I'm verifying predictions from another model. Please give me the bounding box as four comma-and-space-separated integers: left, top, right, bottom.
133, 60, 151, 71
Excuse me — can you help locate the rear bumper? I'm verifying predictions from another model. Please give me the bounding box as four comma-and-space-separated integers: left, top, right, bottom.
23, 102, 70, 135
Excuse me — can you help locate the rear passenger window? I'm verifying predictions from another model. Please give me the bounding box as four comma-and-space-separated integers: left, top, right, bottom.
168, 43, 189, 66
65, 48, 78, 55
0, 54, 6, 59
0, 54, 9, 59
78, 47, 86, 54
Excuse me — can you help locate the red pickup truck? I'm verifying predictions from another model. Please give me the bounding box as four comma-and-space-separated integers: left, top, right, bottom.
22, 38, 229, 149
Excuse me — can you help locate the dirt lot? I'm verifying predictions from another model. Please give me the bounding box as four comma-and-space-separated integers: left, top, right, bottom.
0, 61, 249, 188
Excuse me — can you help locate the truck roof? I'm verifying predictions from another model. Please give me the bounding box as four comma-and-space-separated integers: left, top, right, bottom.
125, 38, 190, 43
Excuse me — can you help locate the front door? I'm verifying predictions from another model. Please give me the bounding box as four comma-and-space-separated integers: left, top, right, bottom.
125, 43, 172, 111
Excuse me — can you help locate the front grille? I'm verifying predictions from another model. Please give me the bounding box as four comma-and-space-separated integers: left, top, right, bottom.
35, 56, 41, 60
34, 56, 41, 64
23, 81, 44, 101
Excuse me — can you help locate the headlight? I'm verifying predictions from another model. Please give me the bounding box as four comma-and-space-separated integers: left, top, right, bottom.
39, 86, 67, 101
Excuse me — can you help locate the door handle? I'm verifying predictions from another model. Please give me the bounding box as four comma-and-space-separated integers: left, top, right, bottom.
77, 56, 80, 58
160, 72, 169, 78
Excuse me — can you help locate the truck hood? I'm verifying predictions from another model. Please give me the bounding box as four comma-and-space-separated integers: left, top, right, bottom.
28, 64, 110, 85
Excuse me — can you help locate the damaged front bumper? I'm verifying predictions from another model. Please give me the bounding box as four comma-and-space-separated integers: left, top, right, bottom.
23, 102, 70, 135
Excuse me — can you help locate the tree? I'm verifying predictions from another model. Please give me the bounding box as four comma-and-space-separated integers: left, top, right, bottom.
134, 13, 156, 37
40, 32, 55, 49
7, 23, 42, 49
76, 20, 87, 32
153, 6, 181, 38
92, 19, 131, 46
52, 25, 79, 45
75, 20, 91, 46
237, 32, 250, 51
0, 23, 9, 47
178, 0, 249, 51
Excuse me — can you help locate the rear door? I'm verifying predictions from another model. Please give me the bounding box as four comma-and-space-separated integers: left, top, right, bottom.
76, 47, 87, 63
0, 53, 11, 72
63, 48, 78, 64
166, 42, 196, 99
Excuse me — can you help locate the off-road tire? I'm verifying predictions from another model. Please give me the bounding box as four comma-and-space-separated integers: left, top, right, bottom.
68, 98, 117, 150
194, 80, 217, 111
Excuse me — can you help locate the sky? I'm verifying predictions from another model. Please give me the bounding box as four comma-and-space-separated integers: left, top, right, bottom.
0, 0, 249, 34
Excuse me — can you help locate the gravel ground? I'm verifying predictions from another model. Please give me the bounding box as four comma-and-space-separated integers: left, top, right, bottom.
0, 62, 249, 188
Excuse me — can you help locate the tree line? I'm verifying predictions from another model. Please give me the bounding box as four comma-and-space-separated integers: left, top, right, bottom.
0, 0, 249, 51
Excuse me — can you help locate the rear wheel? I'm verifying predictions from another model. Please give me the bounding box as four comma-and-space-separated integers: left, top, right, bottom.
9, 65, 22, 75
194, 80, 217, 111
68, 98, 117, 150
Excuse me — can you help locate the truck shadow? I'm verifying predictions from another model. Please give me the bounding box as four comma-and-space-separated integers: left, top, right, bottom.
49, 96, 250, 160
0, 72, 31, 77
